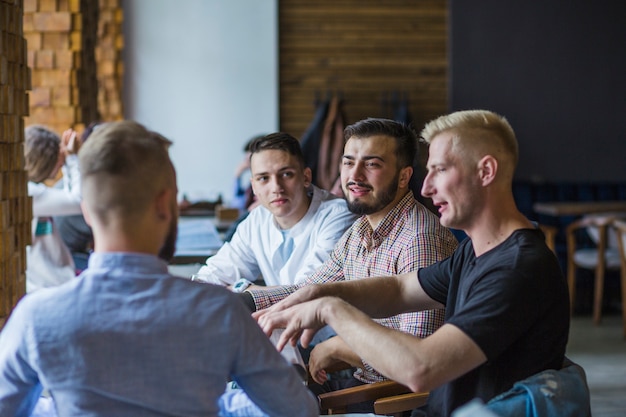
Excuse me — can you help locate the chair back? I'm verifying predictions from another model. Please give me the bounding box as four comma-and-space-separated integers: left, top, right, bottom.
611, 218, 626, 338
482, 357, 591, 417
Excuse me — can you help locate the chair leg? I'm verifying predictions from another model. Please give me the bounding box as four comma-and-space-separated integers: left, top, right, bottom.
567, 264, 577, 316
593, 226, 609, 326
593, 262, 606, 326
566, 231, 577, 316
621, 266, 626, 339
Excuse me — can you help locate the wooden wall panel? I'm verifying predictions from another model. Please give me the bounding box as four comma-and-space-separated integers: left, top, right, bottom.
1, 0, 31, 325
96, 0, 123, 121
279, 0, 448, 137
24, 0, 124, 134
24, 0, 99, 134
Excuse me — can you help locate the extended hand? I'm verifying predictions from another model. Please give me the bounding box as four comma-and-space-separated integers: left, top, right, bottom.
257, 297, 340, 352
61, 129, 81, 155
252, 284, 323, 324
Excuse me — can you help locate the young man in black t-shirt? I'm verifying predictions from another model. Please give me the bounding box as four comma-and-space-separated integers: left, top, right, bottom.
254, 110, 570, 417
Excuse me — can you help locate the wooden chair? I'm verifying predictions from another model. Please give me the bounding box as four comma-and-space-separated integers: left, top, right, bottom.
610, 218, 626, 338
374, 391, 430, 417
566, 212, 625, 324
313, 360, 427, 416
539, 224, 558, 254
318, 379, 428, 416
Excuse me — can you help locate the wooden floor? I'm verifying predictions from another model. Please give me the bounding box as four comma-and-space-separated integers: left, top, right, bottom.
567, 314, 626, 417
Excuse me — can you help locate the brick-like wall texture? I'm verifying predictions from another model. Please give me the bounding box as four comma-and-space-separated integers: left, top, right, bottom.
96, 0, 123, 121
1, 0, 32, 324
23, 0, 101, 134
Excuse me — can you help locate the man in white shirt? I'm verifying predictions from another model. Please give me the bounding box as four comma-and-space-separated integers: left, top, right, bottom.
194, 132, 356, 288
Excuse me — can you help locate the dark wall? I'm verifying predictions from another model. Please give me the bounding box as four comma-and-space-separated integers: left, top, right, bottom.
450, 0, 626, 182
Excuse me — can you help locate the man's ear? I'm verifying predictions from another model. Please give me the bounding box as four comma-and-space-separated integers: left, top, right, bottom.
154, 188, 174, 221
80, 201, 92, 226
303, 167, 313, 187
398, 166, 413, 189
477, 155, 498, 186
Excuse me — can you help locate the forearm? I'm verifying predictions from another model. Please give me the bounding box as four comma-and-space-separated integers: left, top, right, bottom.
321, 336, 364, 369
314, 273, 425, 318
195, 239, 258, 285
31, 187, 82, 217
324, 299, 485, 393
321, 298, 426, 386
248, 284, 300, 311
62, 154, 81, 199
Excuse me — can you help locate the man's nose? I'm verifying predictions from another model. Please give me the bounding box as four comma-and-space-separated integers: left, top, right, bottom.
346, 162, 366, 182
270, 176, 284, 192
421, 173, 433, 197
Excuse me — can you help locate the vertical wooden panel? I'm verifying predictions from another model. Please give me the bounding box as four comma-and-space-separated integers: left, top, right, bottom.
23, 0, 99, 134
95, 0, 123, 121
279, 0, 448, 137
0, 0, 31, 325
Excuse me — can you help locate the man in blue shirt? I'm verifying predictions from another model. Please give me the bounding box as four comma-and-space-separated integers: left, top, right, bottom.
0, 121, 318, 417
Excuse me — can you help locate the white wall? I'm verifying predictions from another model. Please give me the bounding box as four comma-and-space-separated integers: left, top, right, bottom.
122, 0, 277, 203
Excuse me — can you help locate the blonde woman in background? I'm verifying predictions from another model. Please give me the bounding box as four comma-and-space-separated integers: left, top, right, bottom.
24, 125, 82, 292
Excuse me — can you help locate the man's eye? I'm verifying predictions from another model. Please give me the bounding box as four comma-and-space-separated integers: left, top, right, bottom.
282, 172, 294, 178
342, 160, 353, 166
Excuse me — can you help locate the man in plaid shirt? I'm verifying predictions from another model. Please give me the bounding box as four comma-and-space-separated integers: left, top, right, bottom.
244, 118, 457, 411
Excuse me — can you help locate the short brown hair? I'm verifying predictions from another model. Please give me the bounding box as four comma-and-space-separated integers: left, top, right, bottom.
249, 132, 306, 169
79, 120, 174, 224
344, 118, 418, 169
24, 125, 61, 183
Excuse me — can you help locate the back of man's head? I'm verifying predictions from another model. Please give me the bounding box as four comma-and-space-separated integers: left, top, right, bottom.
79, 121, 174, 226
249, 132, 306, 169
343, 118, 418, 169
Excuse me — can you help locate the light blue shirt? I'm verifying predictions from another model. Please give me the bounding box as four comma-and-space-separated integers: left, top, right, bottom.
0, 252, 317, 417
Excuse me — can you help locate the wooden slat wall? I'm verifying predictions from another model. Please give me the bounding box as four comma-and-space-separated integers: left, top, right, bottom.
96, 0, 123, 122
23, 0, 99, 134
279, 0, 448, 137
1, 0, 31, 325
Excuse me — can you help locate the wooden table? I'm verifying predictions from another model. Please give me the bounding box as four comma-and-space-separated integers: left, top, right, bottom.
533, 201, 626, 217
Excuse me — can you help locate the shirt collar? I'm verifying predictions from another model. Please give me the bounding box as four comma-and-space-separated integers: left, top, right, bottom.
87, 252, 170, 275
355, 191, 416, 250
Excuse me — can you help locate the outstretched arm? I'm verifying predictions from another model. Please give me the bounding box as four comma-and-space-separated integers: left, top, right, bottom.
253, 270, 442, 324
259, 295, 486, 393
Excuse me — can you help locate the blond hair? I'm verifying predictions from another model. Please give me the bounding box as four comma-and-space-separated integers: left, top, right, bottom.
420, 110, 519, 170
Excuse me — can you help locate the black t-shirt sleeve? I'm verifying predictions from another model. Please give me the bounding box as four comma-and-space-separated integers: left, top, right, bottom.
418, 256, 453, 306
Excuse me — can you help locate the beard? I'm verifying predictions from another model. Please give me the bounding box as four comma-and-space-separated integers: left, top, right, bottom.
345, 172, 399, 216
158, 204, 178, 262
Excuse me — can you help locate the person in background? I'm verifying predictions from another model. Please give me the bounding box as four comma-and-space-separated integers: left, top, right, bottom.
221, 134, 265, 242
0, 120, 318, 417
230, 134, 264, 213
24, 125, 82, 292
193, 132, 356, 288
256, 110, 571, 417
53, 122, 103, 271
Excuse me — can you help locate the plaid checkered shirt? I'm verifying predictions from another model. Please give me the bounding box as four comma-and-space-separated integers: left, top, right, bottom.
249, 191, 458, 383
